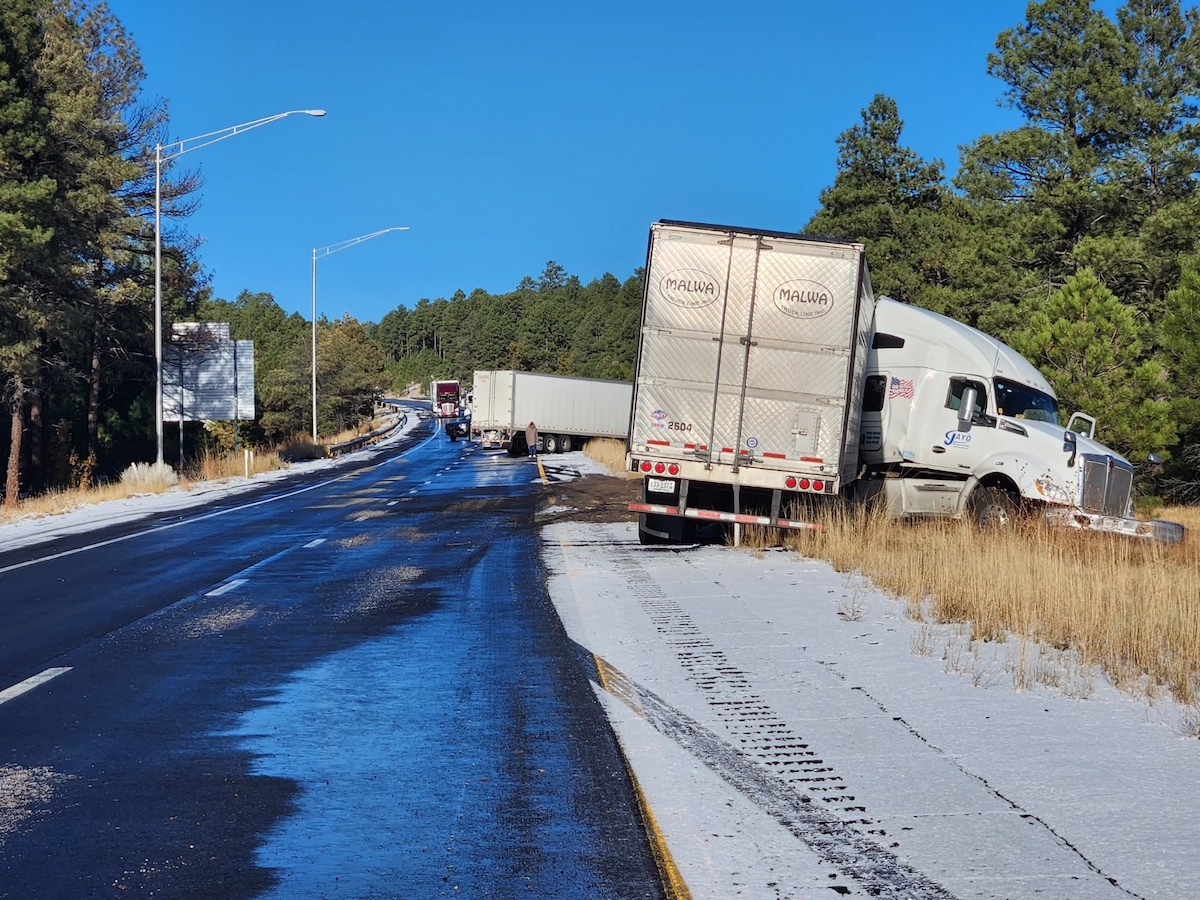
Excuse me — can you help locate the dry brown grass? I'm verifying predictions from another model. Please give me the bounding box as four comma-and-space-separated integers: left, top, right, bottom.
584, 438, 637, 477
323, 412, 400, 447
0, 462, 179, 523
782, 505, 1200, 703
0, 416, 401, 521
0, 451, 286, 524
188, 449, 287, 481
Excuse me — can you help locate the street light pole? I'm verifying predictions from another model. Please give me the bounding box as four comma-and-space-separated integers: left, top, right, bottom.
153, 108, 326, 465
311, 227, 410, 444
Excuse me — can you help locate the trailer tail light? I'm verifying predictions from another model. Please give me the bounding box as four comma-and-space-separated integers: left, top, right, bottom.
799, 478, 810, 490
654, 462, 666, 474
813, 480, 824, 492
785, 476, 797, 489
639, 461, 652, 473
668, 464, 679, 475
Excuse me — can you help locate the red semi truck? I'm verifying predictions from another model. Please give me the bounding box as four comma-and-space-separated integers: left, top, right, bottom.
430, 379, 470, 440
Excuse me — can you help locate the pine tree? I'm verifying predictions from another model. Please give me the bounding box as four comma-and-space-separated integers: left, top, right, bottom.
1009, 268, 1172, 460
0, 0, 55, 504
804, 95, 949, 308
1158, 255, 1200, 437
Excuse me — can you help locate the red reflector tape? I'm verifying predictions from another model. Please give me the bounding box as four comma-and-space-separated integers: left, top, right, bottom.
629, 502, 679, 515
628, 503, 824, 532
799, 456, 824, 463
647, 439, 670, 446
763, 452, 786, 459
777, 519, 824, 532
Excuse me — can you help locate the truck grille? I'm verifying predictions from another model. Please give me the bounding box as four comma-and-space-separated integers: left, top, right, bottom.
1081, 456, 1133, 516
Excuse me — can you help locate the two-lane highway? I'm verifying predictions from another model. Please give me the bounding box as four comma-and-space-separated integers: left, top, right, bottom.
0, 413, 663, 898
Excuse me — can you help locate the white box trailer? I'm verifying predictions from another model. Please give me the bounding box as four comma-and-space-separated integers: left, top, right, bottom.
471, 370, 632, 454
628, 220, 874, 539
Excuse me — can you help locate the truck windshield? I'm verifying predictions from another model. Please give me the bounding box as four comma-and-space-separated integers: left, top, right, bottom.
993, 378, 1059, 424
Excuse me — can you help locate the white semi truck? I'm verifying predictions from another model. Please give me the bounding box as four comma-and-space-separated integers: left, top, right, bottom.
627, 220, 1183, 544
471, 369, 632, 455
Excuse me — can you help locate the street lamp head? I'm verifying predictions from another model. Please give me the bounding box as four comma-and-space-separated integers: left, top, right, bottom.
304, 109, 327, 117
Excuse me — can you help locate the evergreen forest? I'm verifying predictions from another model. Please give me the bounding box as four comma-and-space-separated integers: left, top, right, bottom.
3, 0, 1200, 504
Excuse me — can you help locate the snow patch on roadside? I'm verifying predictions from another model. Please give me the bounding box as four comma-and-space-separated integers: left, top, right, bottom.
542, 520, 1200, 900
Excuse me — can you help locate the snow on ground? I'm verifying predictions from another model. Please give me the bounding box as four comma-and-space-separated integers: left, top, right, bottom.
542, 520, 1200, 900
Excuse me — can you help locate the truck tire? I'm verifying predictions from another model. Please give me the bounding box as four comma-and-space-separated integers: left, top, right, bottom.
969, 486, 1018, 528
544, 434, 559, 454
560, 434, 573, 453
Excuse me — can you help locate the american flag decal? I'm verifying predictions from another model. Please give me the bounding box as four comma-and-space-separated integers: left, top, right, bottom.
889, 377, 915, 399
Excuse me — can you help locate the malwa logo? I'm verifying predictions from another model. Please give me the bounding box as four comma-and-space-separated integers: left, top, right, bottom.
772, 279, 833, 319
660, 269, 720, 308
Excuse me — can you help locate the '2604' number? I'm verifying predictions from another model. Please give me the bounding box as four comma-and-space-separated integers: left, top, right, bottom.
667, 421, 693, 432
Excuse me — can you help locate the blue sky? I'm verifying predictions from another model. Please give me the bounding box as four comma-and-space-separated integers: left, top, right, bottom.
108, 1, 1055, 325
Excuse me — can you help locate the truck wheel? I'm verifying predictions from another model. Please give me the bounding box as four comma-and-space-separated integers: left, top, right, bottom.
969, 486, 1018, 528
544, 434, 559, 454
560, 435, 573, 453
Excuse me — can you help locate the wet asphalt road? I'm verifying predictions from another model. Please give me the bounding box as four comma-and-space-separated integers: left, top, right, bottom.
0, 411, 664, 898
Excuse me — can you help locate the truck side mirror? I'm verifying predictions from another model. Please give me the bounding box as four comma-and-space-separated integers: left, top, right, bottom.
1148, 451, 1163, 467
1063, 429, 1077, 468
957, 387, 977, 431
1066, 412, 1096, 439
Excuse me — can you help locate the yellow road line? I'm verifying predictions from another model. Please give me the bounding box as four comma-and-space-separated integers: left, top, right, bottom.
593, 654, 691, 899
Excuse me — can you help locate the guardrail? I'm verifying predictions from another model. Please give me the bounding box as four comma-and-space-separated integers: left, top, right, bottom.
326, 413, 408, 458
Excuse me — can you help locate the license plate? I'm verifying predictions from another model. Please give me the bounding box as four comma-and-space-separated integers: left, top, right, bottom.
647, 477, 675, 494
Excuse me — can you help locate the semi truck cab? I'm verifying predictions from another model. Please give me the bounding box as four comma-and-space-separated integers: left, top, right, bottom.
861, 298, 1183, 540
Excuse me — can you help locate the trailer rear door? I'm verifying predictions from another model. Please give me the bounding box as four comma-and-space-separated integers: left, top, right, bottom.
632, 222, 871, 485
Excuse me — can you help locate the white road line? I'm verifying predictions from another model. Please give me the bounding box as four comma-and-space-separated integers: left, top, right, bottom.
387, 500, 398, 506
0, 667, 72, 705
206, 578, 248, 597
303, 538, 326, 548
1, 450, 414, 576
2, 419, 444, 577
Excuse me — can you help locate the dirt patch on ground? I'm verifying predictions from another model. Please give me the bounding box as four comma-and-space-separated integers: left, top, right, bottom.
536, 474, 640, 525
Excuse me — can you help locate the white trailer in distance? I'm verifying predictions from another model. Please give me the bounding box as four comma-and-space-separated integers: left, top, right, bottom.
472, 370, 632, 455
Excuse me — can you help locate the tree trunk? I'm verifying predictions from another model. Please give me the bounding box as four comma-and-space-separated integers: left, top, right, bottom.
88, 310, 102, 457
28, 383, 43, 493
5, 377, 25, 508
